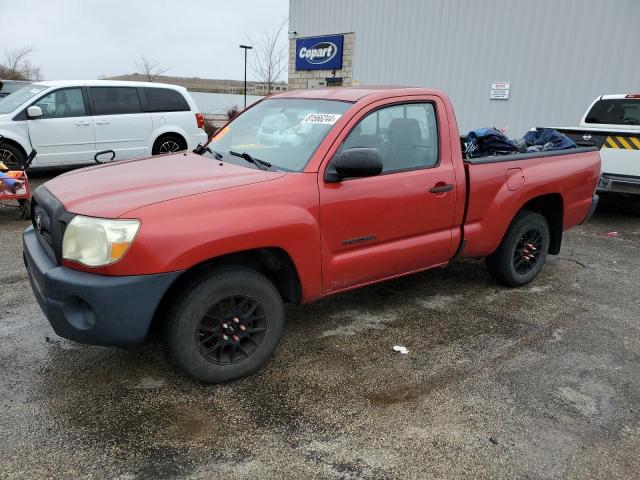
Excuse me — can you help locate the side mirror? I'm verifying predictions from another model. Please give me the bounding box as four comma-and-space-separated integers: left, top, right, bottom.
27, 106, 43, 118
326, 147, 383, 182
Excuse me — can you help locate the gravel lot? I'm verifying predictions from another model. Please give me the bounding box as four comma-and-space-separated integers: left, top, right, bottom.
1, 173, 639, 479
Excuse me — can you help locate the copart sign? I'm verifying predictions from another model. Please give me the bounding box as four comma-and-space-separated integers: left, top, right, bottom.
295, 35, 344, 70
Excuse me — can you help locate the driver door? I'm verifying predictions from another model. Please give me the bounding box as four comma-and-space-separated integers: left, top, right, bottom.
27, 87, 96, 167
318, 98, 458, 293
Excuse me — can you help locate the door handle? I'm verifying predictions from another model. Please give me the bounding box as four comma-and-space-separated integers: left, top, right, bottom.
95, 120, 110, 125
75, 121, 90, 126
429, 183, 454, 194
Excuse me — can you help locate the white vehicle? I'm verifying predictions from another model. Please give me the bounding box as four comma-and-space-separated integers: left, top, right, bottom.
555, 94, 640, 195
0, 80, 208, 168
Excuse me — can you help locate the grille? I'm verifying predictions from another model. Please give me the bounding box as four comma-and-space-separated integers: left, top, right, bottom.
31, 186, 74, 265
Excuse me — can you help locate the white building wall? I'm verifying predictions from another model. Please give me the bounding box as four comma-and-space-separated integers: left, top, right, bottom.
289, 0, 640, 134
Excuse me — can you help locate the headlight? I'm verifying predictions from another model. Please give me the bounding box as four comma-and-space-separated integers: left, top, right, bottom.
62, 215, 140, 267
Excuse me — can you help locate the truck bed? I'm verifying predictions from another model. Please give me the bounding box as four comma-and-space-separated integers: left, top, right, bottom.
460, 147, 601, 258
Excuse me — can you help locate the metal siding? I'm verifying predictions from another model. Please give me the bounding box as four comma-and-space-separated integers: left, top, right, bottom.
290, 0, 640, 134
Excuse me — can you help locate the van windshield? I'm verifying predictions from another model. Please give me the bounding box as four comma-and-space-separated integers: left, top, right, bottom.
204, 98, 352, 171
585, 99, 640, 126
0, 85, 47, 114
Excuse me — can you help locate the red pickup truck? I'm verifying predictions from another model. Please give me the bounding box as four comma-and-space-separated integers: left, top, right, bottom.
23, 87, 600, 383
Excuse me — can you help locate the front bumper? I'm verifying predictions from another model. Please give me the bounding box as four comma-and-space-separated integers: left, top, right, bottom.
597, 174, 640, 196
23, 226, 182, 346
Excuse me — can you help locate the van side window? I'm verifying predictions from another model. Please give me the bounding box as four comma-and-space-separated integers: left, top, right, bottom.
340, 103, 439, 173
33, 88, 86, 118
91, 87, 141, 115
144, 88, 189, 112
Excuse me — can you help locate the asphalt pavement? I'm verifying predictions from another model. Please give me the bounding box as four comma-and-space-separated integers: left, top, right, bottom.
1, 176, 639, 479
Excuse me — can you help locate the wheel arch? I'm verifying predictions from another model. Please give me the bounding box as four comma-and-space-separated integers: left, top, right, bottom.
519, 193, 563, 254
151, 130, 188, 154
0, 134, 29, 162
148, 247, 302, 334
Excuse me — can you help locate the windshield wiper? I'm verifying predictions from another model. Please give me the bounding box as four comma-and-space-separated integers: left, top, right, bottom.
229, 150, 272, 171
194, 143, 224, 160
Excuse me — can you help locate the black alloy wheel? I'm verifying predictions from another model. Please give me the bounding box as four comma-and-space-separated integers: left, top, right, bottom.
196, 294, 267, 365
165, 267, 285, 383
513, 228, 544, 274
486, 210, 550, 287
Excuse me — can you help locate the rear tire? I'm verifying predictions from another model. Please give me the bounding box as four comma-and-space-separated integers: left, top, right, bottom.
165, 267, 285, 383
152, 134, 186, 155
486, 211, 550, 287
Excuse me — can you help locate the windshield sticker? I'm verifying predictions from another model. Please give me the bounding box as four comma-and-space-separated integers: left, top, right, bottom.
212, 126, 230, 140
301, 113, 342, 125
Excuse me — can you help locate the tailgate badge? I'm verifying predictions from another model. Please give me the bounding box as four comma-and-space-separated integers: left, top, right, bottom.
583, 134, 592, 140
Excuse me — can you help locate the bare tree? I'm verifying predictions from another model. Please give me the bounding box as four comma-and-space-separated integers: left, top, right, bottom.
249, 20, 288, 95
135, 55, 171, 82
1, 46, 42, 80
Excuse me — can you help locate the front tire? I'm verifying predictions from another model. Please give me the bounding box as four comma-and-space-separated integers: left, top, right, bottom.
0, 143, 26, 170
486, 211, 550, 287
165, 267, 285, 383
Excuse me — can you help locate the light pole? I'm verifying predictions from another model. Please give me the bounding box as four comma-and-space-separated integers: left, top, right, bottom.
239, 44, 252, 109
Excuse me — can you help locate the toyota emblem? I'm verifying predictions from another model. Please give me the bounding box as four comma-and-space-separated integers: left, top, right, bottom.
583, 134, 592, 141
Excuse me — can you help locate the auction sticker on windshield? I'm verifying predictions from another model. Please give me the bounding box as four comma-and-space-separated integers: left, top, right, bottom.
301, 113, 342, 124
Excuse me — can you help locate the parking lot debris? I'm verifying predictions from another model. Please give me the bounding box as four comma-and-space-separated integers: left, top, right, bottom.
392, 345, 409, 354
601, 231, 618, 237
489, 437, 499, 445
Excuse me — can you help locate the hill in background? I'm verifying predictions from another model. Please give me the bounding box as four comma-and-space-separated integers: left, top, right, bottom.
107, 73, 280, 94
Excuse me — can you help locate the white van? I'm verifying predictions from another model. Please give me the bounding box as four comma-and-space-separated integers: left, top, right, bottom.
0, 80, 208, 168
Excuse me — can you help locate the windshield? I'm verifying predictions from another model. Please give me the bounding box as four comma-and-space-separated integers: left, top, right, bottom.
0, 85, 47, 114
204, 98, 352, 171
1, 81, 31, 94
585, 99, 640, 126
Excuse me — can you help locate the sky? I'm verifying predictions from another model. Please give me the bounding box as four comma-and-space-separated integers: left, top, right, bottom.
0, 0, 289, 81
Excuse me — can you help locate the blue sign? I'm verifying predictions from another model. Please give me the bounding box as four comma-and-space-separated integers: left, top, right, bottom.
295, 35, 344, 71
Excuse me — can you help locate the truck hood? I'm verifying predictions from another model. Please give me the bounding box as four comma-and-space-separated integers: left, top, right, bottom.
43, 152, 286, 218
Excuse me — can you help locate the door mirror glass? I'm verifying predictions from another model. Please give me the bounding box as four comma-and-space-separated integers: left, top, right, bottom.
27, 106, 43, 118
327, 147, 383, 182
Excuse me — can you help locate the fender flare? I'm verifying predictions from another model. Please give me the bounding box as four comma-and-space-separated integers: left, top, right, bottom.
0, 130, 31, 158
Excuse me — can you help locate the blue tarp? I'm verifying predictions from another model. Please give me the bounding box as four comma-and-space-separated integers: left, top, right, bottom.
465, 127, 519, 158
523, 128, 576, 152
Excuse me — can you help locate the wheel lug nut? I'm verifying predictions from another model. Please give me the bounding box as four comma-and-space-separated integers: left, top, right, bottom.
222, 334, 228, 340
233, 317, 240, 323
222, 323, 228, 329
232, 335, 239, 342
239, 325, 246, 331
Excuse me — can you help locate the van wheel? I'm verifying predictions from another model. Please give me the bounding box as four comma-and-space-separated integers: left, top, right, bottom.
486, 211, 550, 287
0, 143, 26, 170
152, 135, 186, 155
165, 267, 285, 383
